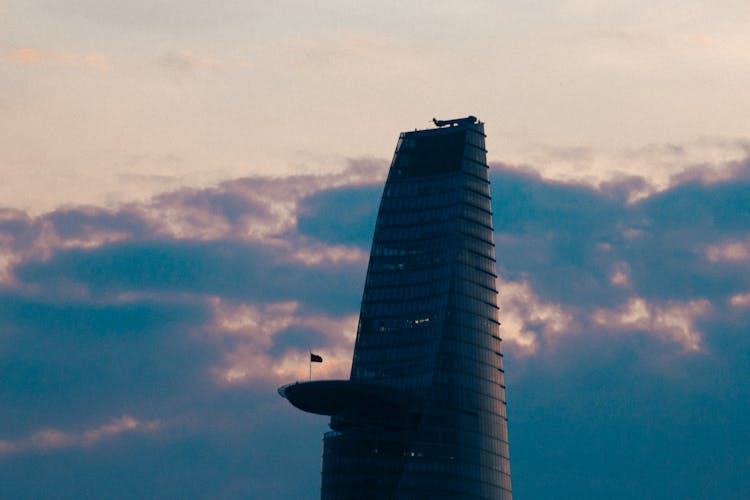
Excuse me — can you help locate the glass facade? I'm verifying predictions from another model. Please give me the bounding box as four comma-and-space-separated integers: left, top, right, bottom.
282, 118, 511, 499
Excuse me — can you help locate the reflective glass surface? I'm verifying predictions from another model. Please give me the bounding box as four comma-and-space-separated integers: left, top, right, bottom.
321, 122, 511, 499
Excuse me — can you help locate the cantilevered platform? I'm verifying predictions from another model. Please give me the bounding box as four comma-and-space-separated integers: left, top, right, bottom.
278, 380, 418, 429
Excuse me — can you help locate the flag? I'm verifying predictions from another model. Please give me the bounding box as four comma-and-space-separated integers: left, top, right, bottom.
310, 353, 323, 363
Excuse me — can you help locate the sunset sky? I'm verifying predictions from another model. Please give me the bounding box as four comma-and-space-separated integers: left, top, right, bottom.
1, 2, 749, 498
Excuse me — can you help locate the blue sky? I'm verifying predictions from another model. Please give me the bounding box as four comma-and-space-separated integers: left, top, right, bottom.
1, 2, 750, 498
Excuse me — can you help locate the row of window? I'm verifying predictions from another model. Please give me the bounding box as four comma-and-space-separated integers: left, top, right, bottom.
454, 262, 498, 289
366, 261, 452, 285
373, 224, 496, 257
383, 178, 487, 207
443, 306, 501, 334
447, 297, 500, 323
415, 414, 510, 446
324, 430, 509, 471
382, 182, 488, 216
452, 280, 497, 307
459, 233, 496, 259
462, 199, 494, 218
433, 369, 506, 405
433, 386, 508, 419
436, 358, 506, 391
463, 175, 491, 197
354, 347, 435, 369
464, 127, 486, 148
440, 323, 503, 354
358, 316, 442, 339
451, 441, 511, 474
456, 249, 496, 274
326, 443, 509, 475
371, 250, 449, 268
461, 203, 494, 228
353, 356, 505, 402
464, 145, 487, 164
371, 248, 445, 265
364, 281, 448, 303
464, 140, 488, 155
381, 188, 459, 212
323, 449, 510, 494
326, 422, 511, 466
448, 415, 510, 443
362, 292, 447, 316
355, 333, 441, 359
461, 187, 492, 212
462, 158, 489, 181
377, 202, 458, 227
384, 172, 461, 198
433, 376, 506, 409
395, 135, 417, 151
352, 363, 427, 380
394, 153, 413, 170
367, 254, 453, 274
362, 285, 498, 320
357, 321, 439, 342
440, 338, 504, 371
370, 245, 423, 257
392, 139, 486, 176
379, 183, 492, 220
453, 277, 498, 304
354, 353, 436, 374
474, 416, 511, 443
373, 223, 455, 247
458, 218, 494, 243
353, 364, 432, 385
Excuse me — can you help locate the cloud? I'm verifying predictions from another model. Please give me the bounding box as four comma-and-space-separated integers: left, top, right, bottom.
506, 138, 750, 198
204, 298, 356, 386
591, 297, 711, 352
2, 48, 110, 70
491, 161, 750, 309
15, 239, 366, 315
0, 291, 213, 436
729, 292, 750, 308
296, 184, 381, 246
157, 50, 253, 81
705, 237, 750, 263
487, 159, 750, 497
0, 415, 160, 457
497, 277, 575, 357
0, 154, 749, 498
0, 169, 370, 445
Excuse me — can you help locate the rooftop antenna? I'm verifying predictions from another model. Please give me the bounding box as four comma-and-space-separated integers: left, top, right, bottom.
432, 116, 478, 127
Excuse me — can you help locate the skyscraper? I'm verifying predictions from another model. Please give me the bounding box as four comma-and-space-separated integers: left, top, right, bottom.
279, 116, 511, 499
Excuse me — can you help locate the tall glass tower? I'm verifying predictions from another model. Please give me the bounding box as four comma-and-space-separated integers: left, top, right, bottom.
280, 117, 511, 499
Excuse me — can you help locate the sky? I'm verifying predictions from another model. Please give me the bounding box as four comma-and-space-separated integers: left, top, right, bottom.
1, 1, 749, 499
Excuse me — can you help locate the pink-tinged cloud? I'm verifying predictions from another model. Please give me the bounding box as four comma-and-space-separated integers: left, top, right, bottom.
610, 261, 631, 287
0, 415, 160, 457
3, 48, 110, 70
705, 237, 750, 263
729, 292, 750, 308
144, 162, 384, 243
0, 152, 748, 498
0, 164, 380, 290
158, 50, 254, 75
497, 278, 575, 357
205, 297, 357, 386
290, 243, 368, 266
591, 297, 711, 352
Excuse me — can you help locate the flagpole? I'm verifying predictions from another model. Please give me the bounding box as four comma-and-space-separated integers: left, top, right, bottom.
309, 352, 312, 382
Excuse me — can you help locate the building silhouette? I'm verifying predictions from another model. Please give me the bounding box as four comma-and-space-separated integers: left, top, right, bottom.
280, 117, 511, 499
